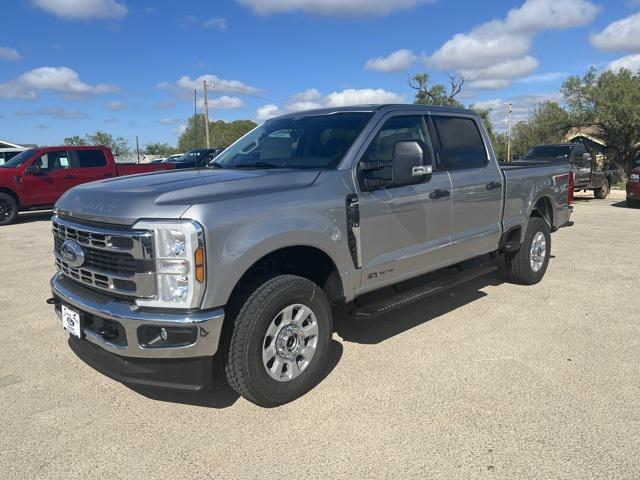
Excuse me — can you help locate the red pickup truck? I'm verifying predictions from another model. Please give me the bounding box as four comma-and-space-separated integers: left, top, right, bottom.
0, 145, 175, 225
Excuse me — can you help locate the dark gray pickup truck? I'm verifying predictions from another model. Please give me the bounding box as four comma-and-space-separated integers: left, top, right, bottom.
49, 104, 573, 406
522, 143, 619, 199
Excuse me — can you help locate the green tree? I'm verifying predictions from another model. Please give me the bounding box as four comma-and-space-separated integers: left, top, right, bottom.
86, 131, 131, 159
145, 142, 176, 157
64, 135, 87, 146
562, 67, 640, 172
409, 72, 464, 107
178, 114, 257, 152
509, 102, 571, 159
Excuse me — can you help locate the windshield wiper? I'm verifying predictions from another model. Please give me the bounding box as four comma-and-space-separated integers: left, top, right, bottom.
232, 162, 284, 169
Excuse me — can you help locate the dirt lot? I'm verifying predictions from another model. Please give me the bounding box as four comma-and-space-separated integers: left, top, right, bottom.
1, 195, 638, 480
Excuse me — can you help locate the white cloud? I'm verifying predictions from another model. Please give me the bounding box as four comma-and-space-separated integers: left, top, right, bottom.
256, 104, 281, 121
159, 118, 181, 124
0, 66, 119, 100
0, 46, 21, 61
160, 74, 260, 96
591, 12, 640, 52
472, 91, 563, 131
207, 96, 244, 109
426, 0, 600, 90
32, 0, 128, 19
105, 101, 125, 110
203, 17, 227, 30
364, 49, 416, 72
255, 87, 404, 121
37, 107, 89, 119
607, 53, 640, 72
237, 0, 430, 17
325, 88, 404, 106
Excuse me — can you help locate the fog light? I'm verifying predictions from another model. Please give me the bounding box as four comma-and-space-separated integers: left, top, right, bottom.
160, 327, 168, 341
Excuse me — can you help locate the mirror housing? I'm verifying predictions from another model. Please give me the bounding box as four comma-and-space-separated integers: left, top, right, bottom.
392, 140, 430, 187
26, 164, 41, 174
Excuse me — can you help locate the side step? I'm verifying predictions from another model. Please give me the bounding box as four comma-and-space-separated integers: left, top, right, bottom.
351, 262, 498, 319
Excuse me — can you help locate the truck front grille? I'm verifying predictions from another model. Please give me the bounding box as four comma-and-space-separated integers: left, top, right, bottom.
52, 216, 155, 298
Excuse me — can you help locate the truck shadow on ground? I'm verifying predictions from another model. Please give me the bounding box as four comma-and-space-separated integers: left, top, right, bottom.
128, 340, 344, 409
334, 262, 505, 345
610, 200, 635, 209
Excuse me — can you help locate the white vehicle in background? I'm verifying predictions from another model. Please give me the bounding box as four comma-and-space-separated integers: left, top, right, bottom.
162, 153, 185, 163
0, 148, 27, 166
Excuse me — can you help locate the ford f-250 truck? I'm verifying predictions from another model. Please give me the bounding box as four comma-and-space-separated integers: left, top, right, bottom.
0, 145, 175, 225
48, 105, 573, 407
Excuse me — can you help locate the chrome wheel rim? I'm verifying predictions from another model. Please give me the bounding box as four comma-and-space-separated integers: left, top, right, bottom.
530, 231, 547, 272
262, 304, 318, 382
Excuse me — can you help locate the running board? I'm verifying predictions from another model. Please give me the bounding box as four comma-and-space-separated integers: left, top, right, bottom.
351, 263, 498, 319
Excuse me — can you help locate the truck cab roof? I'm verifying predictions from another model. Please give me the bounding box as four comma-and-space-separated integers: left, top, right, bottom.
273, 104, 479, 120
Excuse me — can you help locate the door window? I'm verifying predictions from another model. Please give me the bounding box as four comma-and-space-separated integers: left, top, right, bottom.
432, 116, 487, 171
33, 151, 71, 172
360, 115, 433, 184
73, 149, 107, 168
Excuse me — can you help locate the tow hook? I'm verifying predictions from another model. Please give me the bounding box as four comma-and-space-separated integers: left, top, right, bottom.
97, 327, 118, 341
46, 297, 61, 305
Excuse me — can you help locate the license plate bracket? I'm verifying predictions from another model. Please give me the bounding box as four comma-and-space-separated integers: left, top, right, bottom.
61, 304, 82, 338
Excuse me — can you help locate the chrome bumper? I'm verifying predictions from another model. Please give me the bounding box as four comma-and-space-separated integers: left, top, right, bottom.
51, 273, 224, 359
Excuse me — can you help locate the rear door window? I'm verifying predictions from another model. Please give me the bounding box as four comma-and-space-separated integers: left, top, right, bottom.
432, 116, 487, 171
74, 149, 107, 168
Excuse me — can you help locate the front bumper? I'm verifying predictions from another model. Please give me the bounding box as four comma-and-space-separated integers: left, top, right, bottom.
50, 272, 224, 360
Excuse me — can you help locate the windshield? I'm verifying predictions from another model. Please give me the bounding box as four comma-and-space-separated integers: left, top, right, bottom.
212, 112, 373, 169
524, 145, 573, 160
0, 149, 38, 168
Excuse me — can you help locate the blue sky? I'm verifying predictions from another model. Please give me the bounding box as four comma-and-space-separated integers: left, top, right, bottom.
1, 0, 639, 150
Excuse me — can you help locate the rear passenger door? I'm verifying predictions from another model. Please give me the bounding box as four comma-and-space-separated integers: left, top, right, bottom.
70, 149, 110, 186
431, 114, 503, 262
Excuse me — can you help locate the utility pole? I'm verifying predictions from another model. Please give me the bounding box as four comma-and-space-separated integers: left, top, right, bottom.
203, 80, 211, 148
136, 135, 140, 163
194, 89, 198, 149
506, 102, 513, 162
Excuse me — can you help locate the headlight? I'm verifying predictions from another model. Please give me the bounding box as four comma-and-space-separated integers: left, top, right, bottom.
133, 220, 206, 309
630, 173, 640, 183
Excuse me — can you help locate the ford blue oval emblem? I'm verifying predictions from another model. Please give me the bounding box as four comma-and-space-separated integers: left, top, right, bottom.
61, 239, 85, 268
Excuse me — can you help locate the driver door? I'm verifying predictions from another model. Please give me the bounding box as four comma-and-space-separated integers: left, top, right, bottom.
20, 150, 75, 206
356, 114, 452, 292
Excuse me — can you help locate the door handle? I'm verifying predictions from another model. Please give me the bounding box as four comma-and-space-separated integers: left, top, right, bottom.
64, 175, 76, 179
486, 181, 502, 190
429, 189, 450, 200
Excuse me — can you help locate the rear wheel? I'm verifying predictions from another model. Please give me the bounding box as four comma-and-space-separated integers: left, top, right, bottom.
224, 274, 333, 407
594, 179, 610, 199
0, 193, 18, 226
505, 216, 551, 285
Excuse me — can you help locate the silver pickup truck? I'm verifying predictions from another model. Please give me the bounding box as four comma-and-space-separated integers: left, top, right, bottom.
49, 104, 573, 406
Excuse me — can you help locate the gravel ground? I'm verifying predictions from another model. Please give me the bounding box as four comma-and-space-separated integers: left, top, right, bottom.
1, 196, 638, 480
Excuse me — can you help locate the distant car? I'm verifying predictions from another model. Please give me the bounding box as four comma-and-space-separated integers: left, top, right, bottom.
164, 148, 223, 169
627, 162, 640, 208
150, 158, 165, 163
162, 153, 185, 163
0, 147, 27, 166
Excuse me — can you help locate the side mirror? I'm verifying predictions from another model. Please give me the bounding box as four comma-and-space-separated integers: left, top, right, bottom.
583, 152, 591, 162
391, 140, 431, 187
26, 164, 41, 174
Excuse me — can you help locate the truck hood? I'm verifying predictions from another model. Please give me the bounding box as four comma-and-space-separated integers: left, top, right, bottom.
55, 168, 321, 226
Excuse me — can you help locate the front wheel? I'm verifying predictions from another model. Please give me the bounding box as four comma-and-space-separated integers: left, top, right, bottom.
594, 179, 610, 199
0, 193, 18, 226
505, 216, 551, 285
224, 274, 333, 407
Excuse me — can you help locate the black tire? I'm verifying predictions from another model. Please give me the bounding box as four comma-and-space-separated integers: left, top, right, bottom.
0, 192, 18, 226
224, 274, 333, 407
505, 216, 551, 285
627, 197, 640, 208
594, 179, 610, 199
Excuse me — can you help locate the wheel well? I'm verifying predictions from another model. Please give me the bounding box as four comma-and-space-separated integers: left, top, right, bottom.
531, 196, 553, 227
0, 187, 19, 207
228, 246, 344, 308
